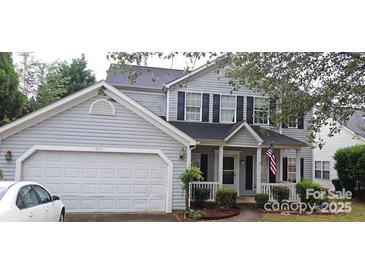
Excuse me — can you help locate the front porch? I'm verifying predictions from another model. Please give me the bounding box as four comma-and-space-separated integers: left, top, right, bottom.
188, 144, 303, 205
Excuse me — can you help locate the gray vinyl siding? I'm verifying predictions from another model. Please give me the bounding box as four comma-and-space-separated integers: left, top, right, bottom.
122, 90, 167, 117
226, 128, 259, 147
168, 67, 266, 124
0, 95, 187, 210
191, 146, 216, 182
282, 111, 313, 180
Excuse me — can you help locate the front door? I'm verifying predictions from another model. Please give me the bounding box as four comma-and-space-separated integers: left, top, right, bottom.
223, 156, 239, 193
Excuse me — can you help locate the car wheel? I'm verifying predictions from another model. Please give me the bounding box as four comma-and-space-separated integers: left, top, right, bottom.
59, 210, 65, 222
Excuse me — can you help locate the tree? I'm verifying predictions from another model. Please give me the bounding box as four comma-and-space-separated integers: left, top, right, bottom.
107, 52, 365, 147
178, 166, 203, 209
32, 55, 96, 110
16, 52, 48, 98
0, 53, 27, 125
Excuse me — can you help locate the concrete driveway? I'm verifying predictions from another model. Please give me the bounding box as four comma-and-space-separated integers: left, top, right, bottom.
65, 213, 180, 222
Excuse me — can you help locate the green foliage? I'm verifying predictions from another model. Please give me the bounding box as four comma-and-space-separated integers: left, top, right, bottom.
272, 186, 289, 204
0, 53, 27, 125
31, 55, 96, 110
215, 188, 238, 209
184, 208, 203, 220
296, 180, 321, 204
0, 169, 3, 180
334, 145, 365, 198
255, 193, 269, 209
108, 52, 365, 147
179, 166, 203, 209
193, 187, 210, 208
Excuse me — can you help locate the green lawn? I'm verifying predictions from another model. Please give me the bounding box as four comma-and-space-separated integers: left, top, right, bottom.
262, 200, 365, 222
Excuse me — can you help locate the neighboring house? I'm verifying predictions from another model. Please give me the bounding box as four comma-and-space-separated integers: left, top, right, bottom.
0, 62, 312, 213
313, 110, 365, 189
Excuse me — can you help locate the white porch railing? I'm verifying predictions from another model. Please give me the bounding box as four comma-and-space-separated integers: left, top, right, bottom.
188, 182, 220, 207
261, 182, 300, 202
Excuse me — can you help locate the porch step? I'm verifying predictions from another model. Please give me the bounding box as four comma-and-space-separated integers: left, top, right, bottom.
237, 196, 255, 204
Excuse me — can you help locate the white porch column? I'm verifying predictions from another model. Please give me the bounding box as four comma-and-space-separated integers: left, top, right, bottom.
186, 145, 192, 168
279, 149, 284, 182
218, 145, 224, 187
296, 148, 301, 183
256, 147, 262, 192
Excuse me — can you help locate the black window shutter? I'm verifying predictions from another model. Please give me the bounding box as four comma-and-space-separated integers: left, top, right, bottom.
177, 92, 185, 121
200, 154, 208, 182
298, 114, 304, 129
202, 94, 210, 122
269, 99, 276, 126
236, 96, 244, 122
213, 94, 220, 123
247, 96, 254, 124
300, 158, 304, 180
245, 156, 253, 190
282, 157, 288, 182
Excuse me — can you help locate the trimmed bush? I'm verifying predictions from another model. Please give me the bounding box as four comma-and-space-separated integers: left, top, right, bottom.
255, 193, 269, 209
334, 144, 365, 198
194, 187, 210, 208
296, 179, 321, 204
272, 186, 289, 203
215, 188, 238, 208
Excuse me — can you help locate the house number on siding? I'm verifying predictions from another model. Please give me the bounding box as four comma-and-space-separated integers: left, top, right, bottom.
95, 147, 104, 151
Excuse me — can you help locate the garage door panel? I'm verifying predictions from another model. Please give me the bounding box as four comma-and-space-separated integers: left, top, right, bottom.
22, 150, 168, 212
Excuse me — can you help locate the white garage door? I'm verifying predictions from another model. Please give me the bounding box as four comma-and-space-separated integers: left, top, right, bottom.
22, 150, 168, 212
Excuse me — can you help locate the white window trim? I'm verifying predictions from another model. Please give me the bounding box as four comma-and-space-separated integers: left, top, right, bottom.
89, 99, 116, 116
220, 94, 237, 124
184, 92, 203, 122
253, 96, 270, 126
287, 118, 298, 129
15, 145, 174, 213
315, 161, 330, 180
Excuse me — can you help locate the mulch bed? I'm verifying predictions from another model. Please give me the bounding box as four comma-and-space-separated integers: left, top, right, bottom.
176, 202, 240, 221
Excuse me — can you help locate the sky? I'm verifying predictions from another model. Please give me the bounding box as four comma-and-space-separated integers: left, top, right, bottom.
13, 52, 208, 81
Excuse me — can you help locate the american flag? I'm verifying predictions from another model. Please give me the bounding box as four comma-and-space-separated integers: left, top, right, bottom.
266, 143, 277, 175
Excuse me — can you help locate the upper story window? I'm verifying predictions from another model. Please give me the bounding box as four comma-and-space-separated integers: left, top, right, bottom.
254, 97, 269, 125
185, 92, 202, 122
220, 95, 236, 123
287, 116, 298, 128
315, 161, 330, 180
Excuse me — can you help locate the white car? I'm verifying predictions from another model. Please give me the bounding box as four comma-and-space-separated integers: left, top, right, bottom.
0, 181, 65, 222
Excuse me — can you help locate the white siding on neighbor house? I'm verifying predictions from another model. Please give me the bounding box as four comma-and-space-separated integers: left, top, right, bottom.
121, 90, 167, 117
168, 67, 267, 124
0, 95, 187, 210
282, 111, 313, 180
314, 121, 365, 187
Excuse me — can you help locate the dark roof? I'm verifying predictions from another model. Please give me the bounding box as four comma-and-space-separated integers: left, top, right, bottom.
169, 121, 308, 146
106, 65, 186, 90
343, 110, 365, 138
169, 121, 244, 140
250, 126, 307, 146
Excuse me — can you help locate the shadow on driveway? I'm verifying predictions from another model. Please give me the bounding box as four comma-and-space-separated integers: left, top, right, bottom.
65, 213, 180, 222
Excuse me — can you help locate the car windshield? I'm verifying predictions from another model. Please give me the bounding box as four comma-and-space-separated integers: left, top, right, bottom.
0, 187, 8, 200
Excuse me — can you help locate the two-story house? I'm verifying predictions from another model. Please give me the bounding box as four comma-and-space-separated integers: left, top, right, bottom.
0, 61, 311, 213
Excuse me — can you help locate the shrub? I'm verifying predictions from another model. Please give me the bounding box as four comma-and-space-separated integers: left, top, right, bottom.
184, 208, 203, 220
178, 166, 204, 209
215, 188, 238, 208
255, 193, 269, 209
272, 186, 289, 203
0, 169, 3, 180
194, 187, 210, 208
334, 144, 365, 198
296, 179, 321, 204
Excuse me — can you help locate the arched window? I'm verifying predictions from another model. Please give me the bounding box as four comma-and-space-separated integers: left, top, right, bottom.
89, 99, 115, 116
